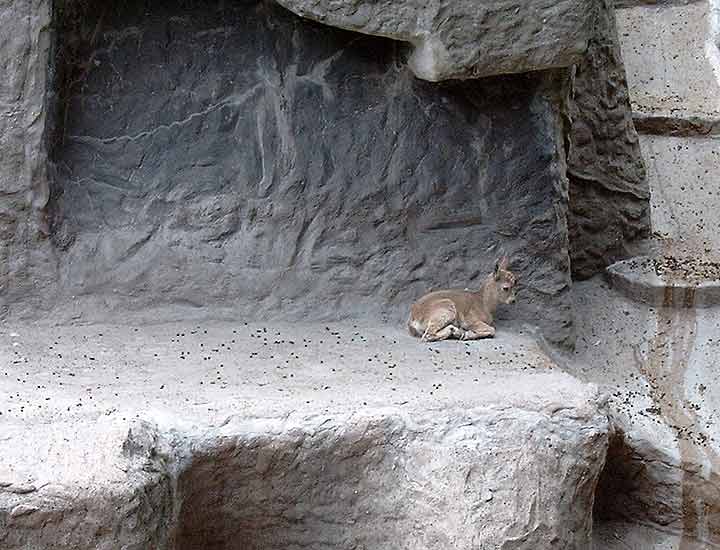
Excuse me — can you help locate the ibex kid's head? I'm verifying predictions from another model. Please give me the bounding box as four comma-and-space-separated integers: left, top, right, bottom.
493, 256, 517, 305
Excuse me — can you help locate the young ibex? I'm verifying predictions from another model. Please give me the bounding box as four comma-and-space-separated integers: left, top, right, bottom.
408, 256, 517, 342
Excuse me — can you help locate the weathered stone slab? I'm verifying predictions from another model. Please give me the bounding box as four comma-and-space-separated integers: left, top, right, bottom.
46, 0, 573, 344
0, 420, 173, 549
275, 0, 596, 81
0, 321, 609, 549
606, 255, 720, 307
616, 3, 720, 125
640, 135, 720, 258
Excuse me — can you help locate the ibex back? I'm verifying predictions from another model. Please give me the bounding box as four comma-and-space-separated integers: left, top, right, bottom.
408, 256, 517, 342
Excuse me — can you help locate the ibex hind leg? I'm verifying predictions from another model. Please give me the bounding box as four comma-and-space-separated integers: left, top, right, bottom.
421, 300, 458, 342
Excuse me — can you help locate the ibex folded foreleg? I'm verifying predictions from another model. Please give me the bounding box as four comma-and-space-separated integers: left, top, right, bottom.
423, 324, 464, 342
461, 319, 496, 340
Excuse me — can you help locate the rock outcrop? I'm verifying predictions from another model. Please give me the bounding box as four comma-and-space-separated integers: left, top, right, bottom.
275, 0, 596, 81
569, 280, 720, 547
0, 0, 653, 347
0, 0, 665, 547
0, 0, 55, 318
577, 0, 720, 543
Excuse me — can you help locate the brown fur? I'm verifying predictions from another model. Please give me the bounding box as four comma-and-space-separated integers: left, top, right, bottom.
407, 256, 517, 342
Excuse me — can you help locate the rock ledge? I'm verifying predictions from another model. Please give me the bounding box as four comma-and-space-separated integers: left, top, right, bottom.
0, 321, 608, 549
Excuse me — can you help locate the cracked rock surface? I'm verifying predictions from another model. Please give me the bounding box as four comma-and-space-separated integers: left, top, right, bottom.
1, 321, 609, 549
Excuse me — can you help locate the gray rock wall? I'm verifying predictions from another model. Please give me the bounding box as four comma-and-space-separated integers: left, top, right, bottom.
0, 0, 650, 347
0, 0, 55, 317
565, 0, 651, 279
46, 0, 574, 343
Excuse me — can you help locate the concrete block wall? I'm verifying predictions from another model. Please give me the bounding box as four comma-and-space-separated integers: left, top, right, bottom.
589, 2, 720, 546
615, 0, 720, 259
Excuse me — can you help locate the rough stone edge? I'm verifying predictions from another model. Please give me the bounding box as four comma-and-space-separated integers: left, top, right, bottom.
0, 420, 177, 550
614, 0, 705, 8
0, 0, 57, 320
1, 399, 611, 549
273, 0, 596, 81
538, 69, 577, 348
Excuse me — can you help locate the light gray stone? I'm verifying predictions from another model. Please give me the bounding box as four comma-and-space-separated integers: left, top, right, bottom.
0, 420, 174, 549
616, 2, 720, 128
275, 0, 596, 81
562, 279, 720, 546
0, 321, 610, 549
606, 255, 720, 307
640, 135, 720, 258
0, 0, 55, 317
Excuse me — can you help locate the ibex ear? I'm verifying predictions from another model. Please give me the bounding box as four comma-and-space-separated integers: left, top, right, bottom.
499, 256, 510, 271
494, 258, 501, 280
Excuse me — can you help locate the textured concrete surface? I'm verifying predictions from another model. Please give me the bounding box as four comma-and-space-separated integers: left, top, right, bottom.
565, 0, 650, 279
555, 278, 720, 547
276, 0, 596, 81
0, 0, 712, 546
600, 4, 720, 542
44, 0, 573, 344
0, 321, 609, 549
640, 135, 720, 258
616, 2, 720, 129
